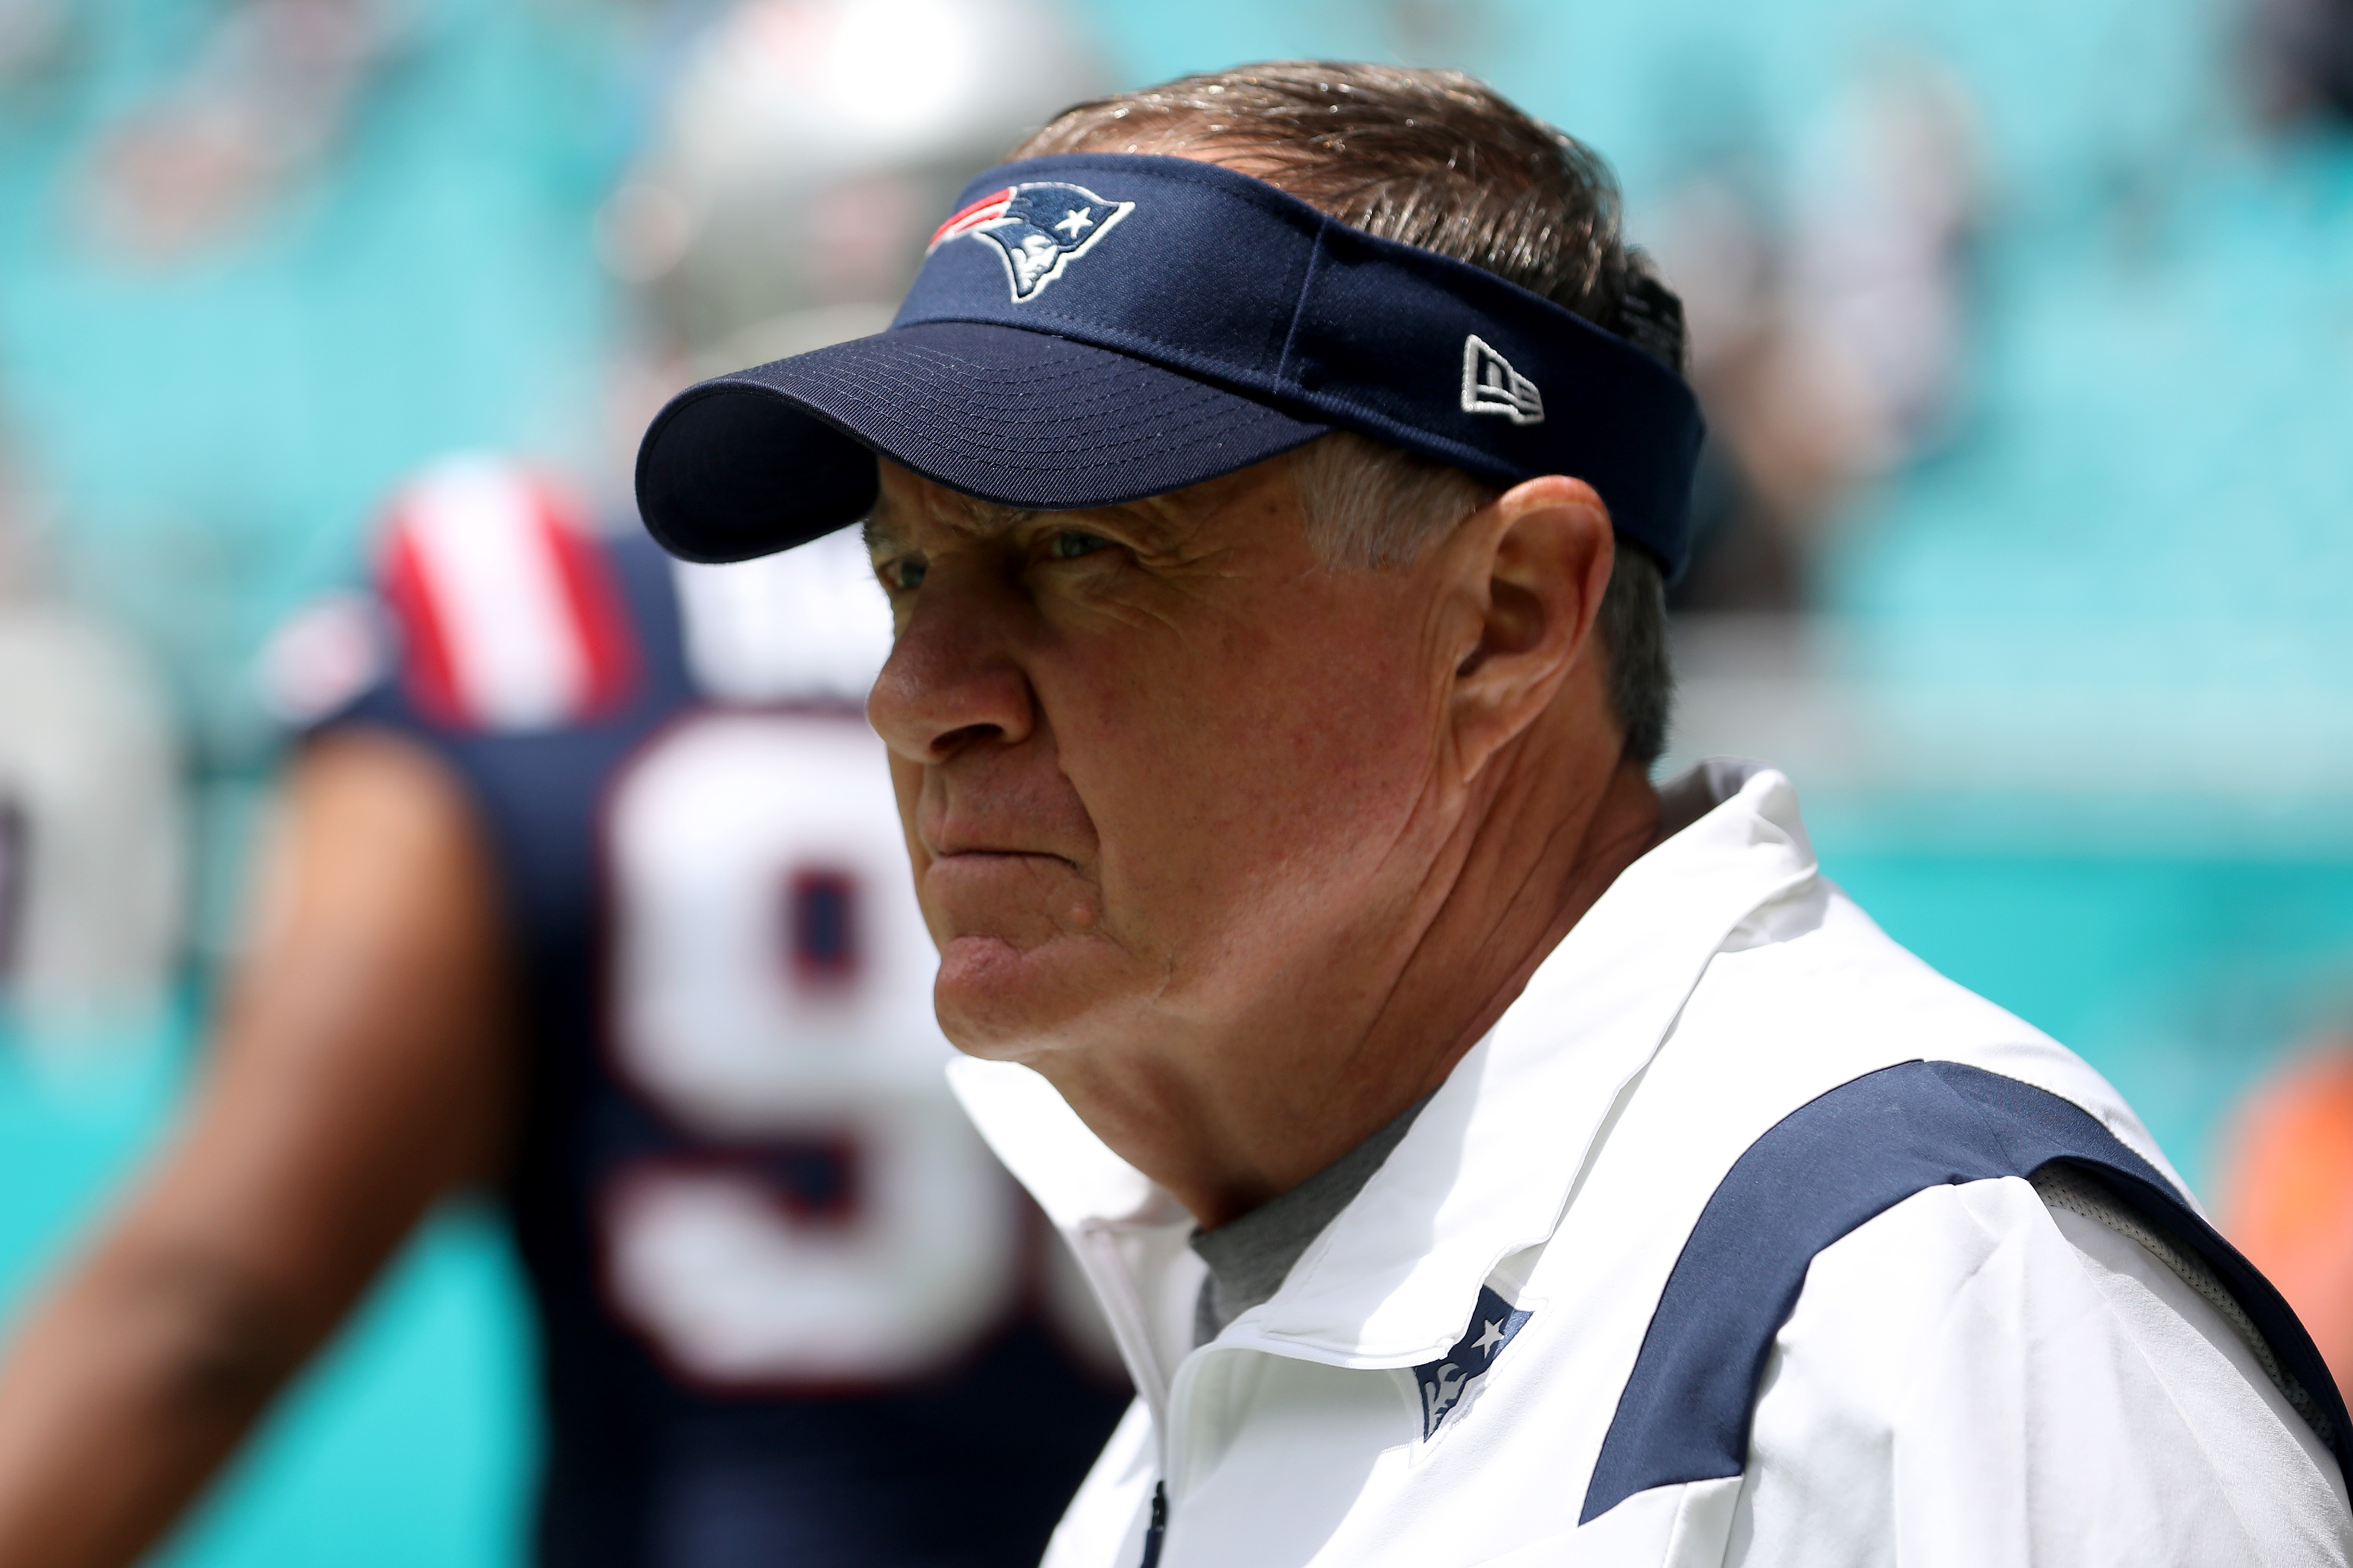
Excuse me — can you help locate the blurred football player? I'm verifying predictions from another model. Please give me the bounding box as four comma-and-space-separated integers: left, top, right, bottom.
0, 452, 1127, 1568
0, 1, 1123, 1563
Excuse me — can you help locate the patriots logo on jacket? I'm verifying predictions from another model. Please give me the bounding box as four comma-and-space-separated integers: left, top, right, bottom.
1413, 1286, 1533, 1440
927, 181, 1135, 300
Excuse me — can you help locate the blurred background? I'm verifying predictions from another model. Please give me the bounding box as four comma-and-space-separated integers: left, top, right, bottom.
0, 0, 2347, 1560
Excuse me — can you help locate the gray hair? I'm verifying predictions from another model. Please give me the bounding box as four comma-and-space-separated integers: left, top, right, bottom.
1290, 433, 1672, 763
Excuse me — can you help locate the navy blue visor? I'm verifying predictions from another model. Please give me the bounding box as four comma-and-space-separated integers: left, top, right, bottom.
635, 153, 1704, 578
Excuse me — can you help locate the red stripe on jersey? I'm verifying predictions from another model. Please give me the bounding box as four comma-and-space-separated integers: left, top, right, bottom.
374, 458, 638, 732
532, 477, 637, 721
380, 520, 468, 728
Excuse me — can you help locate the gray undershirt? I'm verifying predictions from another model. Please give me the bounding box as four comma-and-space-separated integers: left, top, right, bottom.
1191, 1093, 1434, 1345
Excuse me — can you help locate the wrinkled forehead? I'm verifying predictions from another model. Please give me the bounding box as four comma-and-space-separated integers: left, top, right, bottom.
863, 464, 1036, 547
860, 454, 1283, 554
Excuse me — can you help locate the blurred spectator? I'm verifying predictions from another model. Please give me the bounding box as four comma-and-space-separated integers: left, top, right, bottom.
597, 0, 1101, 474
1648, 54, 1981, 610
0, 414, 184, 1061
2218, 1046, 2353, 1404
72, 0, 416, 263
0, 0, 70, 99
2251, 0, 2353, 127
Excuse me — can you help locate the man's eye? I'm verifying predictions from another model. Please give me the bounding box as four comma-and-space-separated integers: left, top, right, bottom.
883, 558, 927, 590
1049, 531, 1109, 561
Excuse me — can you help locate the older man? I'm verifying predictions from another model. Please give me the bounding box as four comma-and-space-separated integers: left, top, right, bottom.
637, 63, 2353, 1568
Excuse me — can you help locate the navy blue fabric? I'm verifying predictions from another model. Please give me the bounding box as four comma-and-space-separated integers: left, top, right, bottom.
636, 153, 1704, 578
1580, 1059, 2350, 1524
640, 321, 1329, 566
318, 531, 1127, 1568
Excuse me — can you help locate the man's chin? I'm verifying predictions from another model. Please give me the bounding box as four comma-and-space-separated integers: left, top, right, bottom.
931, 930, 1126, 1062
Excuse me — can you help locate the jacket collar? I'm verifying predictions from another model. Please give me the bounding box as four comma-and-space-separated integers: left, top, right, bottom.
951, 760, 1821, 1375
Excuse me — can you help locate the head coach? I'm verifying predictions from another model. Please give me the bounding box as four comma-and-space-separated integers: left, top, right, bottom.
635, 63, 2352, 1568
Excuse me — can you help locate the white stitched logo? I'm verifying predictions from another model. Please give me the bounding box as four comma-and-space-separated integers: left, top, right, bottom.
1460, 335, 1545, 425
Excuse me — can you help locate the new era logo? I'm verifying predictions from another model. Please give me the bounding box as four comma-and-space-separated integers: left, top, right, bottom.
1460, 336, 1545, 425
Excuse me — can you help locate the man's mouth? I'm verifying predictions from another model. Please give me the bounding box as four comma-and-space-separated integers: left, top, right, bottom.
921, 848, 1103, 947
925, 846, 1083, 880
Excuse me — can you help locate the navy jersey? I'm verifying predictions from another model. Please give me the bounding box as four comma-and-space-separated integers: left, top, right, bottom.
307, 457, 1126, 1568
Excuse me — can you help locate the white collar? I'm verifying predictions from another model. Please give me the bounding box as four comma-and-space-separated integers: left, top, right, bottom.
951, 759, 1821, 1374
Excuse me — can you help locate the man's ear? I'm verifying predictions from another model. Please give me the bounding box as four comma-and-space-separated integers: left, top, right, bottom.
1440, 475, 1615, 782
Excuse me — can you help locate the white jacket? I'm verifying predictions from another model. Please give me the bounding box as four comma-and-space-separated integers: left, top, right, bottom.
952, 761, 2353, 1567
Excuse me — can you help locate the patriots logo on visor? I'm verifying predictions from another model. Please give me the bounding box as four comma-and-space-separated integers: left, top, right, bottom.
927, 181, 1135, 301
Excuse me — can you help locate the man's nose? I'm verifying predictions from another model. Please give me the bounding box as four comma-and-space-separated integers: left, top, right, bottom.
867, 565, 1037, 765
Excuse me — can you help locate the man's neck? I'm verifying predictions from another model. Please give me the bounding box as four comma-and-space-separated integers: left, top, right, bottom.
1045, 748, 1665, 1231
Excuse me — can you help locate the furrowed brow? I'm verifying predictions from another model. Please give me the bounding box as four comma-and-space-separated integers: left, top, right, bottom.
863, 490, 1041, 548
955, 495, 1041, 537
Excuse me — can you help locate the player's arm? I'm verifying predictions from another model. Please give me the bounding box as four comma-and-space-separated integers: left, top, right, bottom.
0, 727, 519, 1568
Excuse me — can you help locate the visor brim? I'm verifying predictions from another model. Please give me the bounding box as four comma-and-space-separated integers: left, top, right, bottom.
637, 319, 1332, 564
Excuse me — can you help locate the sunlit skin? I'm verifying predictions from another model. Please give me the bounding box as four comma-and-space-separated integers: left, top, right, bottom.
864, 452, 1664, 1229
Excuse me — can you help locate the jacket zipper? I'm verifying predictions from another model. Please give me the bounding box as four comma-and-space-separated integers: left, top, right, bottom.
1138, 1481, 1168, 1567
1066, 1222, 1176, 1566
